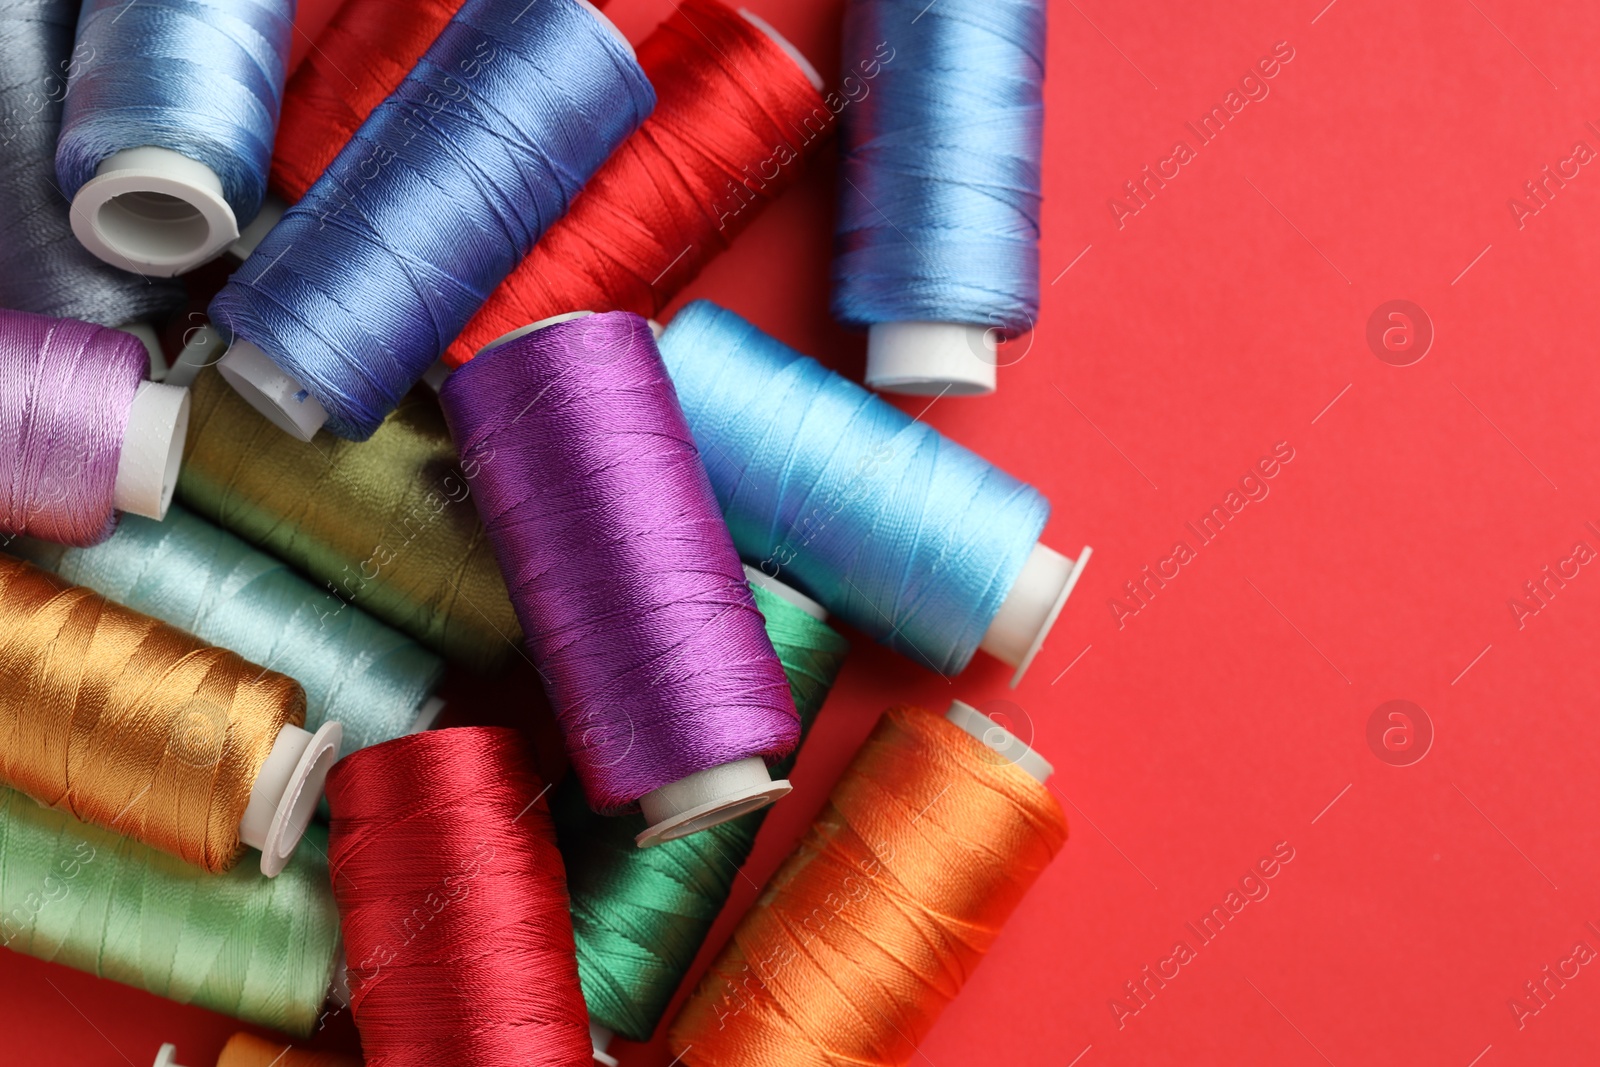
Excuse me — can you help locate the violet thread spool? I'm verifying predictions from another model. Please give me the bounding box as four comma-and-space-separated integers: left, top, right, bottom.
438, 310, 800, 846
0, 308, 189, 545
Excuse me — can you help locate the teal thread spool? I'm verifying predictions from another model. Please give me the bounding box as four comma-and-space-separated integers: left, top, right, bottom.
13, 505, 445, 755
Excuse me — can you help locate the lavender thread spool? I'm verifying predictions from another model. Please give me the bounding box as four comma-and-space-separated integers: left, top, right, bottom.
438, 310, 799, 846
0, 308, 189, 544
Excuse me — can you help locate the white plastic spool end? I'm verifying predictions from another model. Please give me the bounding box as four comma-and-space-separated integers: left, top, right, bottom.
980, 543, 1092, 688
479, 310, 595, 357
152, 1043, 189, 1067
743, 563, 826, 621
166, 322, 224, 389
217, 339, 329, 441
240, 721, 343, 877
591, 1021, 619, 1067
70, 147, 239, 276
113, 381, 190, 520
575, 0, 633, 56
946, 700, 1053, 784
228, 193, 288, 261
409, 696, 447, 734
636, 757, 790, 848
738, 10, 825, 91
420, 359, 452, 393
866, 322, 998, 396
328, 949, 352, 1008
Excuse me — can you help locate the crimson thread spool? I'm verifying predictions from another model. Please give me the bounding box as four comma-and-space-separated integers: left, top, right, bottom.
326, 727, 592, 1067
0, 308, 189, 543
270, 0, 469, 204
441, 0, 829, 367
438, 311, 799, 844
669, 701, 1066, 1067
0, 556, 341, 876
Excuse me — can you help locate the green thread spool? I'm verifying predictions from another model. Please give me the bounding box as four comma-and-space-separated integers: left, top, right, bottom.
554, 573, 849, 1042
176, 368, 520, 673
0, 787, 339, 1035
14, 505, 445, 756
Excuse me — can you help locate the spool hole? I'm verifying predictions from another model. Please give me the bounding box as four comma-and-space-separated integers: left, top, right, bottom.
97, 191, 210, 261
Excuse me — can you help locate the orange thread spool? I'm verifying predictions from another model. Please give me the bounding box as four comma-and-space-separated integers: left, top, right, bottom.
0, 556, 307, 873
216, 1033, 360, 1067
669, 704, 1067, 1067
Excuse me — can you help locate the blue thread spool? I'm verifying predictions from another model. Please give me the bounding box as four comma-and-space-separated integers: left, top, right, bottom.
831, 0, 1047, 395
208, 0, 655, 442
55, 0, 294, 276
657, 300, 1089, 683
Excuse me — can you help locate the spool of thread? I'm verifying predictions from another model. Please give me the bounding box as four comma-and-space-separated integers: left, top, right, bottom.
176, 368, 520, 673
0, 789, 340, 1035
555, 570, 848, 1042
14, 504, 445, 756
439, 311, 799, 842
54, 0, 294, 275
669, 701, 1067, 1066
657, 300, 1090, 683
0, 308, 189, 542
441, 0, 830, 368
0, 0, 186, 325
832, 0, 1047, 395
155, 1035, 360, 1067
209, 0, 657, 443
326, 727, 592, 1067
224, 0, 471, 262
271, 0, 468, 203
0, 556, 341, 876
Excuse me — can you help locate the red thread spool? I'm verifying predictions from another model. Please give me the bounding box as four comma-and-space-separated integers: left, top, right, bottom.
270, 0, 469, 202
442, 0, 831, 367
326, 727, 590, 1067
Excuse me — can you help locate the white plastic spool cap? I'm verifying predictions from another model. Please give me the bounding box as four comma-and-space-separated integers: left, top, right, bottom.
637, 756, 790, 848
227, 193, 288, 261
867, 322, 998, 396
479, 310, 594, 356
591, 1021, 619, 1067
738, 10, 825, 91
113, 381, 190, 520
409, 695, 448, 734
166, 322, 224, 389
151, 1044, 190, 1067
743, 563, 826, 621
420, 359, 453, 393
217, 339, 330, 442
980, 543, 1092, 688
70, 147, 239, 276
328, 949, 352, 1008
240, 720, 343, 877
946, 700, 1052, 784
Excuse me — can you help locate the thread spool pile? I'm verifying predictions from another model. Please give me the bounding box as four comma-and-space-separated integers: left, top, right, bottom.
0, 0, 1084, 1063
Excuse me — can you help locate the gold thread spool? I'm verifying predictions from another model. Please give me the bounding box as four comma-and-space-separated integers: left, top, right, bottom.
154, 1035, 359, 1067
0, 555, 315, 874
669, 702, 1068, 1066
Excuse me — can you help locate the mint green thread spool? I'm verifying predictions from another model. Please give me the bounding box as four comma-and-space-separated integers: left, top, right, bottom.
13, 505, 444, 755
0, 787, 339, 1035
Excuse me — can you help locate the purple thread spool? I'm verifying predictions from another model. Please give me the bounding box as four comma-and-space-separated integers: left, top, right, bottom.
437, 310, 799, 846
0, 308, 189, 546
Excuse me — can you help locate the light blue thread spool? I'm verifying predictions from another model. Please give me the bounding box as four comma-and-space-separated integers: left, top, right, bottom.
657, 300, 1089, 683
831, 0, 1047, 395
55, 0, 295, 276
12, 505, 444, 755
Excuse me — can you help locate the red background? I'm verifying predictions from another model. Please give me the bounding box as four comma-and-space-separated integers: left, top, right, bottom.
11, 0, 1600, 1064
